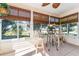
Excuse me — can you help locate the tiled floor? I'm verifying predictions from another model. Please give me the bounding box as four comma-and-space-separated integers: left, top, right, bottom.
24, 43, 79, 56
46, 43, 79, 56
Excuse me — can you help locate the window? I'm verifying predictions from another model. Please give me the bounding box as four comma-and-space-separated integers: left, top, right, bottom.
68, 23, 78, 36
42, 24, 47, 28
55, 26, 60, 34
2, 20, 17, 39
50, 17, 54, 22
33, 23, 48, 37
54, 18, 59, 22
33, 23, 41, 30
40, 24, 48, 35
33, 23, 41, 37
2, 20, 30, 40
61, 24, 67, 35
19, 21, 30, 38
50, 17, 59, 23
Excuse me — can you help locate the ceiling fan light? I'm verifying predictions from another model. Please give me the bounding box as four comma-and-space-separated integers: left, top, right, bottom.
42, 3, 50, 6
52, 3, 60, 8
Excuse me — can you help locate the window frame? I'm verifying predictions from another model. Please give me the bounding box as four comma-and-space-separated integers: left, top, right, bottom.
68, 22, 78, 36
1, 19, 31, 40
2, 19, 17, 40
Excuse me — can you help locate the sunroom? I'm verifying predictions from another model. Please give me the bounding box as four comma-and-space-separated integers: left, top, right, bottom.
0, 3, 79, 56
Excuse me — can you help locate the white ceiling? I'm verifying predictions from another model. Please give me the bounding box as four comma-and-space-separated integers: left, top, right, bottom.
22, 3, 79, 15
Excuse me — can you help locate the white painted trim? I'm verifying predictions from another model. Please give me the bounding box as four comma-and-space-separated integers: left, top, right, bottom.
17, 21, 19, 40
67, 24, 69, 35
77, 13, 79, 38
0, 19, 2, 40
49, 16, 50, 24
30, 10, 33, 39
59, 24, 61, 32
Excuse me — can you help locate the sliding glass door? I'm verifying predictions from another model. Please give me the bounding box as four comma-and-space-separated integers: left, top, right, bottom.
19, 21, 30, 38
1, 19, 31, 40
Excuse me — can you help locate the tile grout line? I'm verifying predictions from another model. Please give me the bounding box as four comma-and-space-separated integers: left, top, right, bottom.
64, 47, 76, 56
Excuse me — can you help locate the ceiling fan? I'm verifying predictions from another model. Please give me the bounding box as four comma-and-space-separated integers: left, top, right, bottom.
42, 3, 60, 9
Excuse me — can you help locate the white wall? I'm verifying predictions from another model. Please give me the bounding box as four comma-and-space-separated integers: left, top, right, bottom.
60, 8, 79, 17
64, 35, 79, 46
0, 40, 13, 51
0, 19, 1, 50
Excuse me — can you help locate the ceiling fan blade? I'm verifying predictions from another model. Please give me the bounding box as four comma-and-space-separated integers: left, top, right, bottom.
52, 3, 60, 9
42, 3, 50, 6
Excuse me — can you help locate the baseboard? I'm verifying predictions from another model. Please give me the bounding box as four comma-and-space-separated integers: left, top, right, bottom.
65, 41, 79, 47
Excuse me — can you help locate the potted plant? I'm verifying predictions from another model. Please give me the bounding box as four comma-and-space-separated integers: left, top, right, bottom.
0, 3, 10, 16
